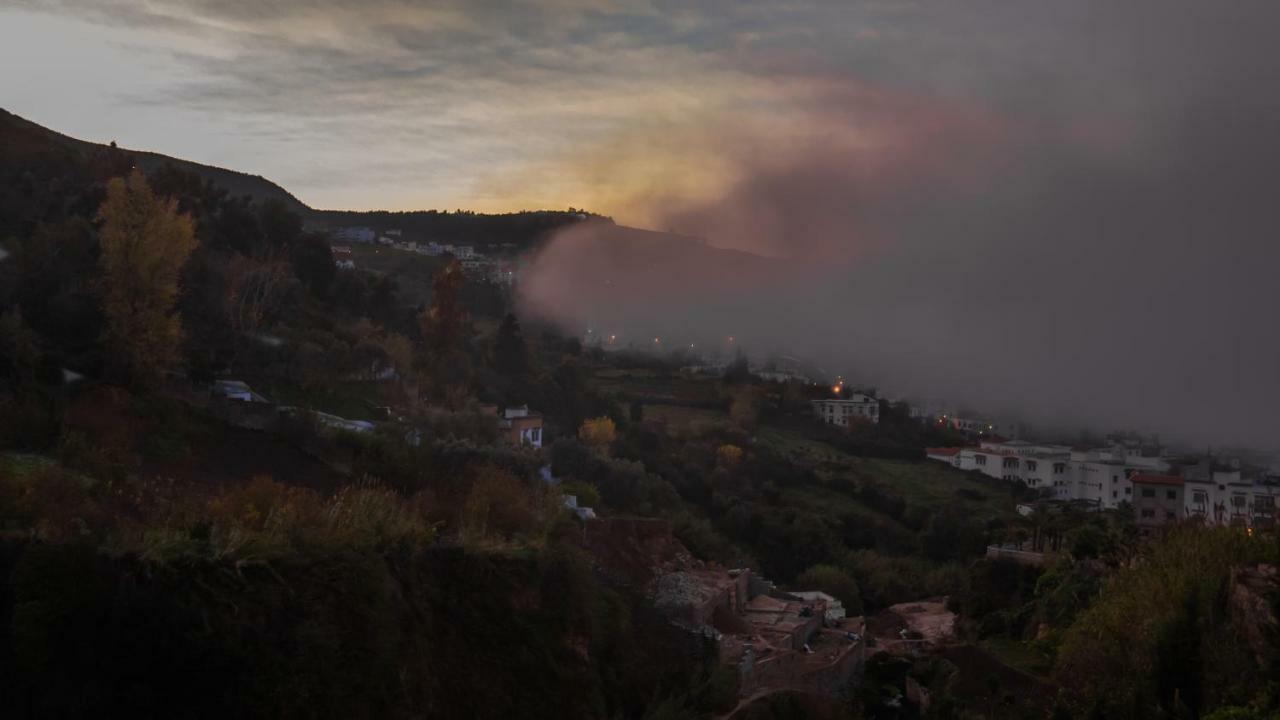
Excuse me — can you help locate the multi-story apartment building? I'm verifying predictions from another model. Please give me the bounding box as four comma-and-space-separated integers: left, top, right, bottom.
812, 395, 880, 427
932, 441, 1280, 531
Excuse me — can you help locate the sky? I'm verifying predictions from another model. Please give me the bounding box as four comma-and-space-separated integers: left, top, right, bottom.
4, 1, 1280, 450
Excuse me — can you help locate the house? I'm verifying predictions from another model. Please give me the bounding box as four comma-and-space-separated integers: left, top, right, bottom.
925, 447, 962, 467
499, 405, 544, 448
1131, 474, 1185, 534
1179, 460, 1280, 530
332, 245, 355, 270
211, 379, 270, 403
332, 226, 375, 244
812, 395, 879, 427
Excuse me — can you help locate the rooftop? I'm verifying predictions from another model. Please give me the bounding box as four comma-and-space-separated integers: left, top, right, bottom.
926, 447, 962, 457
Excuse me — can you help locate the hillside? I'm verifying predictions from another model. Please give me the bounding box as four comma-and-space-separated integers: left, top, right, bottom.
0, 108, 682, 256
0, 108, 311, 218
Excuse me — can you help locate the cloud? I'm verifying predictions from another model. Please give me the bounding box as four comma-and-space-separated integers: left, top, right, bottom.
519, 0, 1280, 450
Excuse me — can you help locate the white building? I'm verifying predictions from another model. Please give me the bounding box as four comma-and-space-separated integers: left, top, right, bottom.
499, 405, 544, 448
930, 440, 1280, 525
332, 226, 375, 244
942, 440, 1165, 510
1179, 458, 1280, 530
812, 395, 880, 426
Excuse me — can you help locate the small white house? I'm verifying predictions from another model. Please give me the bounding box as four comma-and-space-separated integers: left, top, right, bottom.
212, 380, 269, 403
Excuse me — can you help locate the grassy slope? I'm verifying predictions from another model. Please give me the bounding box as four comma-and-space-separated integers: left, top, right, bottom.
758, 425, 1016, 526
345, 244, 448, 307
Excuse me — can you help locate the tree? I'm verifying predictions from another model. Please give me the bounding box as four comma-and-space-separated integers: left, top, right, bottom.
419, 260, 467, 358
492, 313, 528, 377
417, 260, 470, 399
578, 416, 617, 455
290, 232, 336, 299
460, 466, 536, 544
225, 254, 290, 337
727, 387, 760, 429
715, 444, 743, 470
794, 564, 864, 616
96, 170, 197, 385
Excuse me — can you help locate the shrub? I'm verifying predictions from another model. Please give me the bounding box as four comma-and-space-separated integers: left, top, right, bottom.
793, 564, 864, 615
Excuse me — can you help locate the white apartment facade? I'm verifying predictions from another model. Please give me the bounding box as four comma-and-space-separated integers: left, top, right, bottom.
935, 440, 1280, 526
812, 395, 880, 427
949, 440, 1170, 510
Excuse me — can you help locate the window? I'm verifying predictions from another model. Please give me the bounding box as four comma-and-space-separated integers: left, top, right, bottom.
1256, 496, 1275, 511
975, 455, 987, 466
1003, 457, 1018, 469
1026, 460, 1038, 472
1053, 463, 1065, 475
1141, 509, 1155, 518
1166, 490, 1177, 500
1232, 495, 1247, 508
1193, 491, 1207, 504
1141, 488, 1155, 498
1125, 487, 1132, 495
1112, 490, 1118, 498
1166, 511, 1177, 520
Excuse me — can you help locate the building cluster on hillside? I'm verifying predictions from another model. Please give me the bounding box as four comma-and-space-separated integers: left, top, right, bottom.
927, 438, 1280, 534
650, 564, 865, 697
329, 226, 519, 285
337, 224, 522, 283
